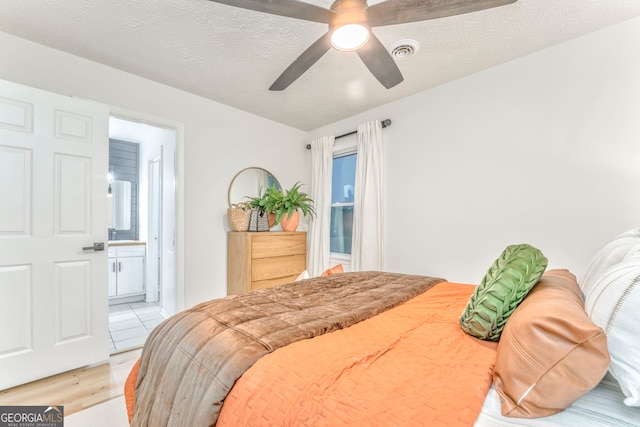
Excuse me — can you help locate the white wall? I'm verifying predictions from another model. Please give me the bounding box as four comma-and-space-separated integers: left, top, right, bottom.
0, 31, 308, 307
4, 15, 639, 300
307, 17, 640, 285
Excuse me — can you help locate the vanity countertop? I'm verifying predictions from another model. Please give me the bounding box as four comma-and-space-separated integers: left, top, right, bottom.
108, 240, 146, 247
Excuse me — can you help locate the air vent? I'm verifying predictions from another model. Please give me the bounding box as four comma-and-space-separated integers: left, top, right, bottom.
388, 39, 420, 60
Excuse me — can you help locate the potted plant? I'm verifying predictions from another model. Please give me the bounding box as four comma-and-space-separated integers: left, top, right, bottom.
248, 182, 315, 231
274, 182, 315, 232
247, 183, 282, 228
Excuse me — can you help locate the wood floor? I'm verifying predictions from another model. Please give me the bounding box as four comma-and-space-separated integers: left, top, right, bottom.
0, 348, 141, 416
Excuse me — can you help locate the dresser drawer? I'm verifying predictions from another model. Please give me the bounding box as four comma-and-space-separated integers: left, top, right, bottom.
251, 254, 306, 282
251, 233, 306, 258
251, 274, 300, 291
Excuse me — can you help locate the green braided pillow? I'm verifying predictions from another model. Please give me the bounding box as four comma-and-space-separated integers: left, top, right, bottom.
460, 244, 548, 341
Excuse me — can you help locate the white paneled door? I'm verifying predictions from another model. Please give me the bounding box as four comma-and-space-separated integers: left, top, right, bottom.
0, 80, 110, 390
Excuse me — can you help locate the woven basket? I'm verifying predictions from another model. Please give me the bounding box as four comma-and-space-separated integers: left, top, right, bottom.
227, 203, 251, 232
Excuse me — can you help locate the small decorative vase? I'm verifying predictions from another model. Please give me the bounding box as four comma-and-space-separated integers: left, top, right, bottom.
280, 210, 299, 232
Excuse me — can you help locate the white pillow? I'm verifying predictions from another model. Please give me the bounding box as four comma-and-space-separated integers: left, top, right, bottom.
581, 229, 640, 296
583, 255, 640, 406
295, 270, 309, 281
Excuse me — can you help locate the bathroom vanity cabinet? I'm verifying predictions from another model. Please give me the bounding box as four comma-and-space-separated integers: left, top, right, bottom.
108, 242, 146, 302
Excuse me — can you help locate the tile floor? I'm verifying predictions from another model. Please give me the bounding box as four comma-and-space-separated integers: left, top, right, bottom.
108, 301, 166, 353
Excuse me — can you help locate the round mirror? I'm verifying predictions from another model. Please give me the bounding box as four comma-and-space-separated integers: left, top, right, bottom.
228, 167, 281, 207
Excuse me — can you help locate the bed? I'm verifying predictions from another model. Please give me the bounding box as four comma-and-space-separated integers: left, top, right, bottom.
125, 238, 640, 427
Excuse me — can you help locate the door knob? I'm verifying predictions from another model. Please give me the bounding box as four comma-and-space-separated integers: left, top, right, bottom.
82, 242, 105, 251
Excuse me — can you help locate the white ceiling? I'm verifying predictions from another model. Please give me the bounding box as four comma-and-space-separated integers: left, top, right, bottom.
1, 0, 639, 131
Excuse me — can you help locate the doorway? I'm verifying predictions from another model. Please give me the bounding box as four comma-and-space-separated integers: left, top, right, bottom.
107, 115, 178, 353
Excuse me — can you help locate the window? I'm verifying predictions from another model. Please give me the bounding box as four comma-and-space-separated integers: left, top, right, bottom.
330, 153, 356, 255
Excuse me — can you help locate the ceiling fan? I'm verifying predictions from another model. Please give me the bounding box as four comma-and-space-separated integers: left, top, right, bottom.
208, 0, 517, 91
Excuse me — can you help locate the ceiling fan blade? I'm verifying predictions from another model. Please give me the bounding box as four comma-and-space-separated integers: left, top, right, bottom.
270, 33, 332, 91
367, 0, 517, 27
356, 33, 403, 89
207, 0, 332, 24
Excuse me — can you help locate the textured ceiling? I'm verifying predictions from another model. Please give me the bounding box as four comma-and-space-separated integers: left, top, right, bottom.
1, 0, 639, 131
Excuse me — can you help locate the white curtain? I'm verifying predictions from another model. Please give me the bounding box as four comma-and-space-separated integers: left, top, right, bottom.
308, 135, 334, 277
351, 120, 384, 271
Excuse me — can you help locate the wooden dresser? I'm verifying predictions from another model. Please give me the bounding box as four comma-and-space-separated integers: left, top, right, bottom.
227, 231, 307, 295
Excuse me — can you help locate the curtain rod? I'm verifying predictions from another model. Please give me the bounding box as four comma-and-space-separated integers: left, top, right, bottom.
306, 119, 391, 149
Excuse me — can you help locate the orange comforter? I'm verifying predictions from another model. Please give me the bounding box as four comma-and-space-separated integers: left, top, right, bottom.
125, 281, 497, 426
217, 282, 497, 426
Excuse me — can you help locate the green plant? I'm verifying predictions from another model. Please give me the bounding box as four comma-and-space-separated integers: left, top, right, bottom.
248, 182, 315, 225
247, 183, 282, 214
275, 182, 315, 225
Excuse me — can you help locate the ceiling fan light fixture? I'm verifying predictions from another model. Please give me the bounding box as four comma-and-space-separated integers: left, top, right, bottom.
330, 23, 370, 51
222, 0, 517, 90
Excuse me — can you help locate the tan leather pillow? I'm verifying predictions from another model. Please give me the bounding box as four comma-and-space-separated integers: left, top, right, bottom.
320, 264, 344, 277
493, 269, 610, 418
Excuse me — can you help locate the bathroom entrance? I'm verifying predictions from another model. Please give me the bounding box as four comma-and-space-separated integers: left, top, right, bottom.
108, 115, 178, 353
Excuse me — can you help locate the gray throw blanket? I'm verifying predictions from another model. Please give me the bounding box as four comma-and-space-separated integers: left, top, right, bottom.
131, 271, 444, 426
